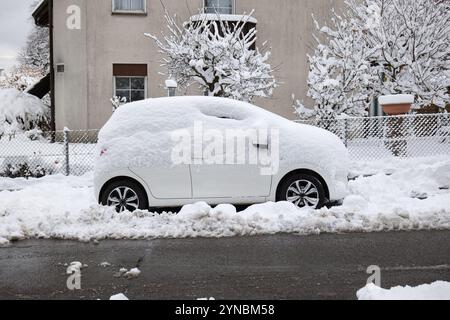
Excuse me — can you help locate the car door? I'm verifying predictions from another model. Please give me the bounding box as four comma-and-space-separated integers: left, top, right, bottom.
190, 133, 272, 200
130, 165, 192, 199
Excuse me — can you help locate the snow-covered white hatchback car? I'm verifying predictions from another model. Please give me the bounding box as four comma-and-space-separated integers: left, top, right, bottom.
94, 97, 349, 212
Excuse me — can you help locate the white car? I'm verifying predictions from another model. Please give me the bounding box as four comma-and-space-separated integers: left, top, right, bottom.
94, 97, 349, 212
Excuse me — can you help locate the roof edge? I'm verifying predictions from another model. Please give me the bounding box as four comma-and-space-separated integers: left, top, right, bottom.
32, 0, 49, 26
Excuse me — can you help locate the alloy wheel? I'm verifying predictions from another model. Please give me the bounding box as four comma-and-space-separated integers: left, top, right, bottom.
286, 179, 320, 208
107, 187, 140, 213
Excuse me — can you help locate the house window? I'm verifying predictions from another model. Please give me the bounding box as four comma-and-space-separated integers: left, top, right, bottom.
204, 0, 233, 14
112, 0, 146, 13
113, 64, 147, 103
114, 77, 146, 102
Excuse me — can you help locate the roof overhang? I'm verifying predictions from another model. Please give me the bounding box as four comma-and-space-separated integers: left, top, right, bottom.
189, 14, 258, 25
26, 73, 50, 99
32, 0, 50, 27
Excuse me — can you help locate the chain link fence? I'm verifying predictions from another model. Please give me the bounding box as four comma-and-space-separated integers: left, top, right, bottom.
1, 113, 449, 178
0, 129, 99, 178
298, 113, 450, 161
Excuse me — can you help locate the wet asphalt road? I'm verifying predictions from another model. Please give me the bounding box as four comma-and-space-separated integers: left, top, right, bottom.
0, 231, 449, 300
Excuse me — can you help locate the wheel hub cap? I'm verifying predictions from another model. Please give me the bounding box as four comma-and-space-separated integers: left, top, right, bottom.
286, 180, 320, 208
107, 187, 139, 213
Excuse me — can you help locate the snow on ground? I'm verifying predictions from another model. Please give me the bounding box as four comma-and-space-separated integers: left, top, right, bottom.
124, 268, 141, 279
0, 173, 92, 191
66, 261, 84, 274
0, 156, 449, 245
0, 134, 96, 177
110, 293, 129, 301
357, 282, 450, 300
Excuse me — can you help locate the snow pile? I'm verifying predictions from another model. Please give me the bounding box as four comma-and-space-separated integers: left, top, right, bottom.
66, 261, 84, 274
0, 157, 449, 245
0, 237, 9, 246
357, 282, 450, 300
116, 267, 142, 279
124, 268, 141, 279
0, 88, 49, 136
0, 173, 91, 191
110, 293, 129, 301
99, 262, 111, 268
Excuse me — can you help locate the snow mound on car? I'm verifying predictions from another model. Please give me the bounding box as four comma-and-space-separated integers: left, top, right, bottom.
96, 96, 349, 175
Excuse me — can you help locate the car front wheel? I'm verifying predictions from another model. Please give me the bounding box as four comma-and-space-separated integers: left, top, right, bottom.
277, 174, 326, 209
101, 179, 148, 213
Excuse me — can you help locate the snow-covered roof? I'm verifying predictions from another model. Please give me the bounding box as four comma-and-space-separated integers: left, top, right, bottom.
379, 94, 414, 105
190, 14, 258, 24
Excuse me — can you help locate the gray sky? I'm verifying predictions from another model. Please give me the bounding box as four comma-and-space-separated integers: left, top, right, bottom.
0, 0, 36, 70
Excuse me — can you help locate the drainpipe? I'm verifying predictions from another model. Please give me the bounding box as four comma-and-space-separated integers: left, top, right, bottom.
49, 0, 56, 132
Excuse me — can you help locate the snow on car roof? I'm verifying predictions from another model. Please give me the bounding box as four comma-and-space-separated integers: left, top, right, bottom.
99, 96, 286, 140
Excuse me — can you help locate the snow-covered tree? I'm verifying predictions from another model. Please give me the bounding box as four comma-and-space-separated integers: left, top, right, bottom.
348, 0, 450, 109
0, 88, 50, 137
0, 65, 44, 92
110, 96, 127, 112
147, 11, 277, 102
295, 11, 379, 120
17, 26, 50, 74
1, 1, 49, 92
297, 0, 450, 119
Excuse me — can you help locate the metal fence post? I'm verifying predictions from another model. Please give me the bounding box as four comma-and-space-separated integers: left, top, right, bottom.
63, 128, 70, 176
343, 119, 349, 147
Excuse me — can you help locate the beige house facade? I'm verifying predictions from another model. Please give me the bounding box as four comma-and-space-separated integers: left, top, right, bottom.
33, 0, 344, 130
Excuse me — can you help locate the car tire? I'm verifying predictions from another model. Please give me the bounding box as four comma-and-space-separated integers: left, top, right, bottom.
276, 173, 327, 209
101, 179, 148, 213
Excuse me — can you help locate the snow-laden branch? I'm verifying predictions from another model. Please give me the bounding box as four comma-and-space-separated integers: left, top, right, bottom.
146, 10, 278, 103
296, 0, 450, 120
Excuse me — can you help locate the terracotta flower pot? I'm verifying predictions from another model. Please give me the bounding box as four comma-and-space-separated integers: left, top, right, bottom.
382, 103, 412, 115
379, 95, 414, 116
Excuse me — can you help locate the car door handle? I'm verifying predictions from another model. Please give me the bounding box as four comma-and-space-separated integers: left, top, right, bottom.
254, 143, 269, 149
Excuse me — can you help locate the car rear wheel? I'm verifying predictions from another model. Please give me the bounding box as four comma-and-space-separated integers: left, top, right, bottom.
277, 174, 326, 209
101, 179, 148, 213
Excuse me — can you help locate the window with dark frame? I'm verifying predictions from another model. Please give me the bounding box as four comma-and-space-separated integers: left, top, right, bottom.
113, 0, 146, 13
204, 0, 233, 14
114, 77, 146, 103
113, 64, 147, 103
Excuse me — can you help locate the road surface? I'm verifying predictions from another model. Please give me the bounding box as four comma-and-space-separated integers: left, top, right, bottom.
0, 231, 449, 300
